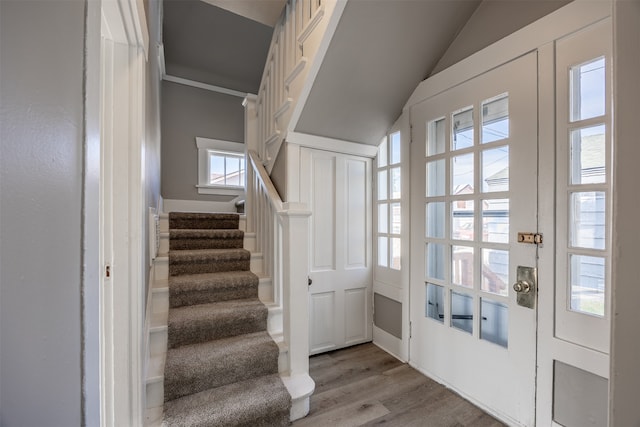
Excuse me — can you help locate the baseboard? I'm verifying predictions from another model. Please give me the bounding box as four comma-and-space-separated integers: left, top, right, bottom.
372, 325, 406, 363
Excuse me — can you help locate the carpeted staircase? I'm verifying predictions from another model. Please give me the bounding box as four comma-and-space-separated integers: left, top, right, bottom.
162, 212, 291, 427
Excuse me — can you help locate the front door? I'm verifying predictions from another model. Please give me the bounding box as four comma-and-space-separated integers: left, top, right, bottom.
409, 52, 538, 426
301, 148, 373, 355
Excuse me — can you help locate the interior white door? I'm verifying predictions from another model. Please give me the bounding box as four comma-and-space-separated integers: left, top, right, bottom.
409, 52, 538, 426
301, 148, 373, 355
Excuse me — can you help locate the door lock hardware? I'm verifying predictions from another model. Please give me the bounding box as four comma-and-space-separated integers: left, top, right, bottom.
514, 266, 537, 309
517, 232, 543, 245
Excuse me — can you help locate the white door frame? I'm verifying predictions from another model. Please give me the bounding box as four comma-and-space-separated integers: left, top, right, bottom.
100, 0, 148, 425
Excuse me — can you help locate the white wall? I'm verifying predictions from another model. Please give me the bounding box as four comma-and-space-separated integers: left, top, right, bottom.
0, 1, 85, 424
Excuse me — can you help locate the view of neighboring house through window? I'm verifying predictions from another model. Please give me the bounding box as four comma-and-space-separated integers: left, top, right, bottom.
196, 137, 246, 195
208, 151, 245, 187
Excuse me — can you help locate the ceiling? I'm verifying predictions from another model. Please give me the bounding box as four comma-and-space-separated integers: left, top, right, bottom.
162, 0, 281, 94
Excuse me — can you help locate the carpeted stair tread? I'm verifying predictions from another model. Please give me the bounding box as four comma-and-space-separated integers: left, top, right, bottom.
169, 271, 259, 307
164, 331, 279, 402
169, 229, 245, 250
162, 373, 290, 427
169, 212, 239, 230
168, 298, 267, 349
169, 248, 250, 276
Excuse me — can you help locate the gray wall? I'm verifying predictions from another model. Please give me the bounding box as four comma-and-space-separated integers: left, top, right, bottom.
0, 1, 85, 424
431, 0, 570, 75
161, 81, 245, 202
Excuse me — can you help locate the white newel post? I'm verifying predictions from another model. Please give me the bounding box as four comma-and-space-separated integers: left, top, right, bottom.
243, 95, 258, 234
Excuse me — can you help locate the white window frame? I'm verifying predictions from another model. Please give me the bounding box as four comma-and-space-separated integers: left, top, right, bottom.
195, 137, 246, 196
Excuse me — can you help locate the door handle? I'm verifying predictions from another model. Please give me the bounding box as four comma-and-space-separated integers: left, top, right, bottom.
514, 266, 536, 309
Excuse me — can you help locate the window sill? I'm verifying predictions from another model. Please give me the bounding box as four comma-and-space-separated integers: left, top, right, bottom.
196, 185, 245, 196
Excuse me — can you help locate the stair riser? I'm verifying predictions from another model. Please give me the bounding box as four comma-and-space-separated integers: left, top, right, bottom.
169, 219, 239, 230
169, 238, 244, 250
160, 233, 255, 255
170, 287, 257, 308
169, 259, 250, 276
164, 343, 279, 402
168, 312, 267, 349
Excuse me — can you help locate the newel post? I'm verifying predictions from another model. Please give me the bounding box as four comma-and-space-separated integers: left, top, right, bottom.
243, 95, 258, 234
279, 203, 311, 376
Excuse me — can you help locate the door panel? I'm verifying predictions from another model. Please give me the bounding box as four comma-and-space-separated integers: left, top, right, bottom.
303, 149, 373, 355
410, 52, 538, 426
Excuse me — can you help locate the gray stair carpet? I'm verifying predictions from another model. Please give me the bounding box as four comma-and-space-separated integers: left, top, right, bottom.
163, 212, 290, 427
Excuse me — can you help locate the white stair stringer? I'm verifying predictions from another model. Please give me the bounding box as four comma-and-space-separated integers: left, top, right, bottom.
282, 373, 315, 422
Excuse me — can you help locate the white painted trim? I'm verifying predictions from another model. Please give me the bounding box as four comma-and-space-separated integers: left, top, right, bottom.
195, 185, 244, 198
157, 43, 165, 76
195, 137, 243, 152
297, 5, 325, 46
285, 57, 307, 90
162, 74, 252, 98
373, 327, 406, 363
287, 131, 378, 158
274, 98, 292, 119
404, 0, 611, 109
162, 198, 238, 213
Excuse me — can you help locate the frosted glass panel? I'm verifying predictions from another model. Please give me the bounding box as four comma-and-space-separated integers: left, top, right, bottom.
426, 202, 445, 238
428, 118, 446, 156
451, 200, 474, 241
452, 153, 474, 194
452, 107, 474, 150
451, 291, 473, 334
426, 283, 444, 323
571, 57, 605, 122
481, 299, 508, 348
390, 131, 401, 164
482, 94, 509, 143
426, 243, 445, 280
483, 199, 509, 243
390, 237, 401, 270
378, 170, 387, 200
571, 125, 606, 184
378, 237, 388, 267
378, 203, 388, 233
570, 254, 605, 317
571, 192, 606, 250
481, 249, 509, 296
482, 146, 509, 192
390, 167, 401, 199
452, 245, 474, 288
427, 159, 445, 197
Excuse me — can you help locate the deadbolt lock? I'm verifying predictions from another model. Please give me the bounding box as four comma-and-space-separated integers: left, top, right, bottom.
514, 266, 537, 309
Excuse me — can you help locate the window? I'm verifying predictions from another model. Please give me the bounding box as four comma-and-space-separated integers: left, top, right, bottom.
377, 131, 402, 270
196, 137, 246, 196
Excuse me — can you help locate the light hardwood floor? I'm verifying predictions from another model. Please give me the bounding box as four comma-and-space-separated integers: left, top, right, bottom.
293, 343, 506, 427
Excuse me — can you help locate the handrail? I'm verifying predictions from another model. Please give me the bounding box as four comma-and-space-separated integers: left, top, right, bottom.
248, 150, 283, 212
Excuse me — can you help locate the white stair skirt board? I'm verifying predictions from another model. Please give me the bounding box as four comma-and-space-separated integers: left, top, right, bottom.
250, 252, 263, 273
162, 198, 239, 214
244, 232, 256, 251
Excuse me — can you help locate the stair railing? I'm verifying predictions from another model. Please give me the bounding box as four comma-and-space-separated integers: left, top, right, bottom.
253, 0, 346, 173
247, 149, 312, 380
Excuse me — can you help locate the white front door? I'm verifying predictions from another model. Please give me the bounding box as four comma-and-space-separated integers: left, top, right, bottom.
301, 148, 373, 355
409, 52, 538, 426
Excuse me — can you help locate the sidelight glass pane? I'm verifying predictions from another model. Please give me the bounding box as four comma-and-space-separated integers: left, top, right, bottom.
571, 57, 606, 122
378, 237, 388, 267
452, 245, 474, 288
390, 167, 401, 199
452, 153, 474, 194
481, 299, 508, 348
451, 291, 473, 334
390, 131, 401, 164
482, 146, 509, 192
378, 137, 388, 167
428, 118, 446, 156
426, 283, 444, 323
481, 249, 509, 296
391, 203, 401, 234
483, 199, 509, 243
426, 243, 446, 280
570, 125, 606, 184
570, 254, 605, 317
378, 170, 388, 200
390, 237, 401, 270
482, 94, 509, 143
426, 202, 445, 239
452, 107, 474, 150
451, 200, 474, 241
571, 192, 606, 250
427, 159, 445, 197
378, 203, 388, 234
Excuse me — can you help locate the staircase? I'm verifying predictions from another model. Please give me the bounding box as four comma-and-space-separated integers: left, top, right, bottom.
147, 212, 291, 426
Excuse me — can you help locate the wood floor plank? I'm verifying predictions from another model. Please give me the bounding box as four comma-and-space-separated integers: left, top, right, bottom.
294, 343, 506, 427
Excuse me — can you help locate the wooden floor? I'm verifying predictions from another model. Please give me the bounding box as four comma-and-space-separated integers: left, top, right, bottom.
292, 343, 505, 427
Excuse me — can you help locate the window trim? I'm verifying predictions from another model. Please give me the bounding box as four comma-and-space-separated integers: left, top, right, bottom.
195, 137, 246, 196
